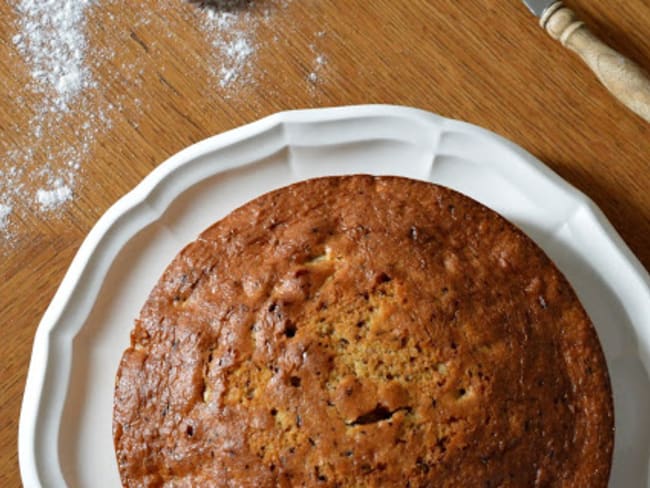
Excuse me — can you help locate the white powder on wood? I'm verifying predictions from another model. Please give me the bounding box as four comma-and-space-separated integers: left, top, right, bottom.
0, 165, 26, 243
219, 36, 255, 87
202, 8, 257, 88
308, 53, 327, 84
0, 205, 12, 234
37, 181, 74, 211
3, 0, 326, 247
200, 0, 293, 89
13, 0, 96, 113
4, 0, 108, 246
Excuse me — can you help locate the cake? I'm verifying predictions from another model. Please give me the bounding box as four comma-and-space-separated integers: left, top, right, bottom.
113, 175, 614, 487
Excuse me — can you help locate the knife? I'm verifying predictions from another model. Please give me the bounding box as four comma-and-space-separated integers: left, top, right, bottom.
523, 0, 650, 122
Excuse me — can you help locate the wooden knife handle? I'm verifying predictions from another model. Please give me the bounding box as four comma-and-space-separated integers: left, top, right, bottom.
541, 1, 650, 122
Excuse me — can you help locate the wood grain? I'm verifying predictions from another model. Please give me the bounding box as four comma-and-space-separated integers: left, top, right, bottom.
1, 0, 649, 485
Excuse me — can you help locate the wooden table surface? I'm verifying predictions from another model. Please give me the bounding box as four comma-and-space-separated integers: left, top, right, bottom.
1, 0, 648, 485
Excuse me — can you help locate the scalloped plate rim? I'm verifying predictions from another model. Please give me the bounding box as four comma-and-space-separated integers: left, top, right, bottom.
18, 104, 650, 487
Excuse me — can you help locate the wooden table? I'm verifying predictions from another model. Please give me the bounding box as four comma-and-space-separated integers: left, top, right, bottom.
1, 0, 648, 485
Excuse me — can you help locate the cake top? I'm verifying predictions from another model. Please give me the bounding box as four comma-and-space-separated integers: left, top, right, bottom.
114, 175, 613, 487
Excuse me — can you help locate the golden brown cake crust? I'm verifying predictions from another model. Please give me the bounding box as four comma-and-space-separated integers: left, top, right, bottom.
113, 175, 614, 487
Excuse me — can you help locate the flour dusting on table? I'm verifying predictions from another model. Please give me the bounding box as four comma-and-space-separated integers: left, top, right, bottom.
200, 8, 253, 88
13, 0, 96, 112
0, 205, 12, 235
37, 182, 74, 211
308, 54, 327, 84
3, 0, 109, 246
3, 0, 328, 246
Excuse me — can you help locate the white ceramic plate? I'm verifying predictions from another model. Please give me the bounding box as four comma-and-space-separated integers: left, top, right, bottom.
19, 105, 650, 487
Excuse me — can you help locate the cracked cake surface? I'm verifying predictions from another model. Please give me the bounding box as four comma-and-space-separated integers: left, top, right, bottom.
113, 175, 613, 487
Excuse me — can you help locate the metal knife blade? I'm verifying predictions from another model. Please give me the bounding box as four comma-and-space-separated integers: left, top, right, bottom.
522, 0, 556, 17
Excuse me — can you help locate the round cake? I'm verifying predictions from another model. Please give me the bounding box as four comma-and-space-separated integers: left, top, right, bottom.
113, 175, 614, 487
